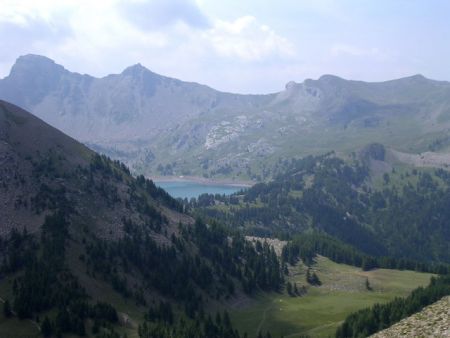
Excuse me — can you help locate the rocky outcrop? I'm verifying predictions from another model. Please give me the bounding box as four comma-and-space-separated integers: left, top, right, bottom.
370, 296, 450, 338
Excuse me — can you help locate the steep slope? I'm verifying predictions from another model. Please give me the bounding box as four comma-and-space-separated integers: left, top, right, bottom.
370, 296, 450, 338
0, 101, 283, 338
336, 275, 450, 338
2, 55, 450, 178
0, 99, 189, 239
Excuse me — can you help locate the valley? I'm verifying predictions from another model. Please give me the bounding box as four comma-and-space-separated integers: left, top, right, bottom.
0, 100, 449, 338
0, 254, 435, 338
2, 2, 450, 338
229, 256, 433, 338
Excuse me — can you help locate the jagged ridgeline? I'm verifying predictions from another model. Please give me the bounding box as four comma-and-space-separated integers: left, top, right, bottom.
3, 55, 450, 180
0, 101, 283, 338
194, 152, 450, 264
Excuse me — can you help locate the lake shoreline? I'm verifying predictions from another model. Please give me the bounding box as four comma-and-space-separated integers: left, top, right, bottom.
149, 175, 254, 188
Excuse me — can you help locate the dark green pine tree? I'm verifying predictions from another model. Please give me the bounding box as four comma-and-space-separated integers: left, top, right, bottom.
286, 282, 293, 296
306, 268, 321, 286
41, 316, 53, 337
311, 272, 321, 286
3, 300, 12, 317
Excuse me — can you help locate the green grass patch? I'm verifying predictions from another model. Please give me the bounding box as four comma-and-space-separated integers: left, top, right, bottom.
230, 256, 433, 338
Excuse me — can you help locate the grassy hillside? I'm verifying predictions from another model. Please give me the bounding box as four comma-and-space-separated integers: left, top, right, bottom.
229, 256, 434, 338
194, 152, 450, 263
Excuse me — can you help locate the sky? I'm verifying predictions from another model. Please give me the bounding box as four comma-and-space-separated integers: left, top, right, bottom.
1, 0, 450, 93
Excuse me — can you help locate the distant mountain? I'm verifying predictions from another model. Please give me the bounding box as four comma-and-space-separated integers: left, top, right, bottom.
0, 54, 264, 142
0, 100, 282, 337
2, 54, 450, 179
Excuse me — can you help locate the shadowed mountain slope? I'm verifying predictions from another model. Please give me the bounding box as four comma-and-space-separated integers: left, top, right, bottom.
0, 101, 282, 337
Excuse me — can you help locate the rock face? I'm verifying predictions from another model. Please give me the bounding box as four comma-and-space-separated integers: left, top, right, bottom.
2, 54, 450, 178
0, 55, 260, 143
370, 296, 450, 338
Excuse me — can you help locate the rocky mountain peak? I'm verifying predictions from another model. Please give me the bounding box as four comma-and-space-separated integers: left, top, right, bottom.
395, 74, 429, 84
285, 80, 298, 90
0, 55, 68, 108
121, 63, 155, 77
8, 54, 64, 78
317, 74, 345, 83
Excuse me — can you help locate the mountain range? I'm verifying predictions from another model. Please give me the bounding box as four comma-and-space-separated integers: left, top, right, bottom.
2, 55, 450, 179
1, 74, 449, 336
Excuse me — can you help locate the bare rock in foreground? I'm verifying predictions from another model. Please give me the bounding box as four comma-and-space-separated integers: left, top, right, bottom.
371, 296, 450, 338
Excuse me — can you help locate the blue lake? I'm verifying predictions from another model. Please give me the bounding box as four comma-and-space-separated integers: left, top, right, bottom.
155, 180, 246, 199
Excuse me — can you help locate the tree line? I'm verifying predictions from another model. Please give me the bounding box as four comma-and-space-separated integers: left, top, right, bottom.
335, 274, 450, 338
282, 232, 449, 274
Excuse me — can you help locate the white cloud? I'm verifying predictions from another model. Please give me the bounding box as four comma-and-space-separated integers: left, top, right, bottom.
0, 0, 448, 93
331, 43, 389, 60
120, 0, 210, 30
0, 0, 82, 26
204, 16, 295, 61
0, 0, 296, 80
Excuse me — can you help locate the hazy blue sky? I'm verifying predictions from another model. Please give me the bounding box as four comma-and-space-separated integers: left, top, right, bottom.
1, 0, 449, 93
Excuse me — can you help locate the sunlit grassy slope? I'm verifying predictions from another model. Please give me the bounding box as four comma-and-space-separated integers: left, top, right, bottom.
229, 256, 434, 338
